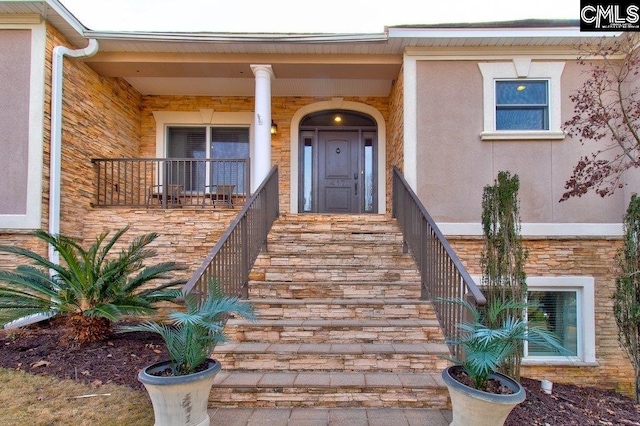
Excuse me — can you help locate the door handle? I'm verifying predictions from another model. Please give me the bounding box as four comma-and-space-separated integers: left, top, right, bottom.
355, 182, 358, 196
354, 173, 358, 180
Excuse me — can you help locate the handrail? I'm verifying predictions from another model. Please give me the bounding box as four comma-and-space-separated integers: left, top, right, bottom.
183, 166, 279, 299
392, 166, 485, 359
91, 158, 250, 208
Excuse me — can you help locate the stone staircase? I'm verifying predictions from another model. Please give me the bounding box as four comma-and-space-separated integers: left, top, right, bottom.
209, 214, 451, 409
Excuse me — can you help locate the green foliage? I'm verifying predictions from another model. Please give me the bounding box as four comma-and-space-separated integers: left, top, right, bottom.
480, 171, 528, 379
437, 297, 566, 390
119, 280, 255, 376
614, 193, 640, 401
0, 227, 186, 343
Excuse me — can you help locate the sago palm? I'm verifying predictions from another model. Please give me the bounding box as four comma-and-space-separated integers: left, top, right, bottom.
0, 227, 186, 344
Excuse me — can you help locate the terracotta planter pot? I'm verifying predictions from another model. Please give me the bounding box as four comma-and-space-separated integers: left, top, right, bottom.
138, 358, 221, 426
442, 365, 526, 426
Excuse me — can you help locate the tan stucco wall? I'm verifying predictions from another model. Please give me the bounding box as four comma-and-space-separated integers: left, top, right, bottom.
415, 60, 628, 224
0, 30, 31, 214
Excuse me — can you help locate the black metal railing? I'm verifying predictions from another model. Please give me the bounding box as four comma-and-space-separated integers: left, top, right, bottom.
91, 158, 250, 208
183, 166, 279, 300
392, 166, 486, 359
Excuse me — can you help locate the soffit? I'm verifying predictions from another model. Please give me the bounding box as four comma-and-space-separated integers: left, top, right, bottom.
0, 4, 617, 97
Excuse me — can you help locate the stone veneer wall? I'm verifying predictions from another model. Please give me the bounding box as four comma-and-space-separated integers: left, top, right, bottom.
140, 96, 390, 214
387, 66, 404, 214
81, 209, 239, 281
450, 237, 635, 396
0, 24, 142, 269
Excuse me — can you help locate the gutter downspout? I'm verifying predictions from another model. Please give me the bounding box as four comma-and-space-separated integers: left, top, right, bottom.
49, 39, 98, 264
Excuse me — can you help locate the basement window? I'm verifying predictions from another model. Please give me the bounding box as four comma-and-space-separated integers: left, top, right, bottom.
523, 276, 596, 366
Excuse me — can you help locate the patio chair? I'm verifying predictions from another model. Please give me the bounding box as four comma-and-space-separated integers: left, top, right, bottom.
202, 184, 235, 208
147, 184, 183, 208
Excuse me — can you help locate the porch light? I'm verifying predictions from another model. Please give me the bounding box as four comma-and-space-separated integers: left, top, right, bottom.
270, 120, 278, 135
334, 116, 342, 123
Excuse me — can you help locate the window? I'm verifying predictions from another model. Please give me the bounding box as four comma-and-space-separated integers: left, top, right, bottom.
523, 277, 596, 365
478, 60, 565, 140
496, 80, 549, 131
166, 126, 249, 193
527, 291, 577, 356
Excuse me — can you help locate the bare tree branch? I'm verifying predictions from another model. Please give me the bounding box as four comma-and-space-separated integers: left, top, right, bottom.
562, 33, 640, 201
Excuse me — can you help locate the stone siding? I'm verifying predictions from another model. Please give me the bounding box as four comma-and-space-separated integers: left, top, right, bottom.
0, 24, 141, 267
81, 208, 239, 281
387, 66, 404, 214
450, 237, 635, 396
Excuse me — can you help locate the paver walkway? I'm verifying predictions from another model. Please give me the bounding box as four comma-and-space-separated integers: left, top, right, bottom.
208, 408, 453, 425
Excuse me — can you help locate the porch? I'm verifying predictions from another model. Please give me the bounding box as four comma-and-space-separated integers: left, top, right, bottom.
91, 158, 250, 209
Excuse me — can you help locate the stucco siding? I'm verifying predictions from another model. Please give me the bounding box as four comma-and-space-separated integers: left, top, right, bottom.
416, 61, 487, 222
0, 30, 31, 215
415, 59, 630, 225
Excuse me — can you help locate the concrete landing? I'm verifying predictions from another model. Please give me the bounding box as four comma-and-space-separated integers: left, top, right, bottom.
208, 407, 453, 425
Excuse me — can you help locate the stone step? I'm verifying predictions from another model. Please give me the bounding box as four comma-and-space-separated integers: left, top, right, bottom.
224, 318, 445, 344
264, 238, 405, 255
209, 371, 451, 409
254, 254, 417, 268
213, 342, 450, 372
250, 267, 422, 283
248, 281, 422, 299
250, 298, 436, 320
271, 214, 399, 230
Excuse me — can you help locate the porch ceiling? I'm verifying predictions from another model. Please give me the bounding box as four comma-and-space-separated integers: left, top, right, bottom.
84, 53, 402, 96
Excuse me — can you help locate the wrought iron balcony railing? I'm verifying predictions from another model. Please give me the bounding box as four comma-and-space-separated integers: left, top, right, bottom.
91, 158, 250, 208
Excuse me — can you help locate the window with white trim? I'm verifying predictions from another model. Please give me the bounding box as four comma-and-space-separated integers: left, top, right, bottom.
496, 80, 549, 130
478, 60, 565, 140
166, 126, 249, 193
523, 277, 596, 365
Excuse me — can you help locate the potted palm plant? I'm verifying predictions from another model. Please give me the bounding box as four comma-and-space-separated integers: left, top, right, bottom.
119, 280, 255, 426
437, 297, 566, 426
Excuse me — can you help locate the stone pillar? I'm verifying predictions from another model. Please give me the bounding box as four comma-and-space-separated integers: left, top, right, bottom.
250, 64, 274, 191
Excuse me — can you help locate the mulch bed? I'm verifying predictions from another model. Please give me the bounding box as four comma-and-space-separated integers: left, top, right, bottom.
0, 319, 639, 424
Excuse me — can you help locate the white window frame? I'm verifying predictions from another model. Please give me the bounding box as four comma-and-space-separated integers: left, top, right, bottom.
165, 124, 250, 193
478, 60, 565, 141
522, 276, 597, 366
153, 110, 254, 188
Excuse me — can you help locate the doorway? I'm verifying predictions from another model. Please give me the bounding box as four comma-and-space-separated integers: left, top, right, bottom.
299, 110, 377, 214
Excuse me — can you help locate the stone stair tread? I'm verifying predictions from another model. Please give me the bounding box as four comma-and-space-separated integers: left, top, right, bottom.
227, 318, 441, 327
212, 370, 446, 389
250, 298, 431, 305
249, 281, 421, 286
215, 342, 450, 355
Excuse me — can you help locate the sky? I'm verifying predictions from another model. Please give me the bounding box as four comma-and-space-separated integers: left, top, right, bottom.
59, 0, 581, 34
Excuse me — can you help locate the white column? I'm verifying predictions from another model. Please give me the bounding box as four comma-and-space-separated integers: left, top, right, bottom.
250, 64, 274, 191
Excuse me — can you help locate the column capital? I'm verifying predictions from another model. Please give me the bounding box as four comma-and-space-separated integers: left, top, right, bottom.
250, 64, 275, 79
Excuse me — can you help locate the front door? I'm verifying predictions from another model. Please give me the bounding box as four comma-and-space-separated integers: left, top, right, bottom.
318, 131, 360, 213
299, 109, 378, 214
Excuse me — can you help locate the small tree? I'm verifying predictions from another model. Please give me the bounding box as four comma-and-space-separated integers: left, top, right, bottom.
614, 193, 640, 402
480, 171, 528, 380
562, 33, 640, 201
